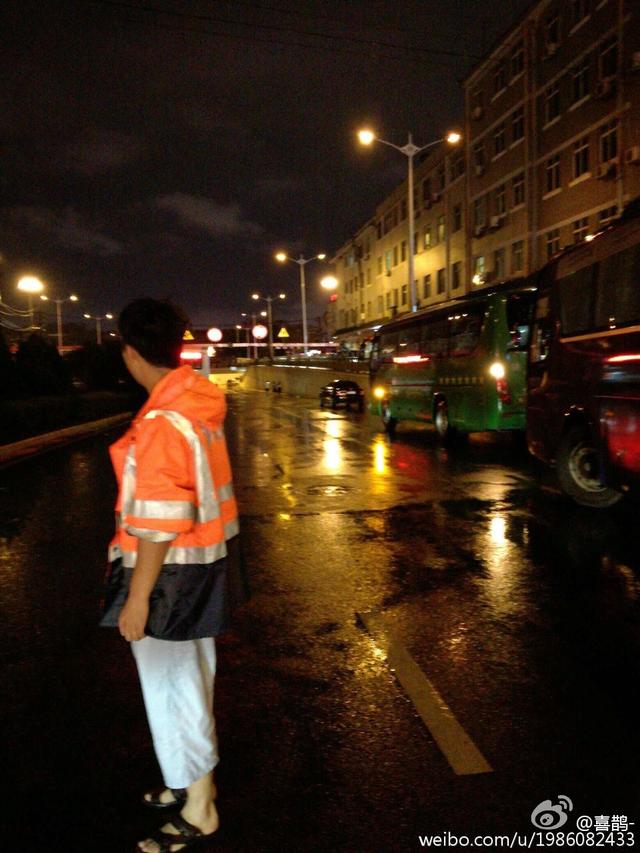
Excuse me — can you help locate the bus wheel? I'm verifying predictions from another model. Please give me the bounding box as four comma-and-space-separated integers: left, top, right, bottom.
381, 404, 397, 436
434, 399, 454, 442
556, 427, 622, 508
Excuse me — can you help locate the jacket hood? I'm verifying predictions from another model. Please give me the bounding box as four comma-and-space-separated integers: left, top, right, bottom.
140, 366, 226, 427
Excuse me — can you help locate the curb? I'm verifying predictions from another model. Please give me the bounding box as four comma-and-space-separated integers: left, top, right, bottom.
0, 412, 133, 465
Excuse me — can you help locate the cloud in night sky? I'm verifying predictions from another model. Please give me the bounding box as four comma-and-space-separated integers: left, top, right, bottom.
8, 206, 124, 256
61, 130, 142, 176
155, 194, 264, 239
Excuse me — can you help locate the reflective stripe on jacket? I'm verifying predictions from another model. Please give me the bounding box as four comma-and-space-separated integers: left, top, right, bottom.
109, 366, 239, 569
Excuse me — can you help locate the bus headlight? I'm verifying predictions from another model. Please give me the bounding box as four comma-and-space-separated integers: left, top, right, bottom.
489, 361, 505, 380
373, 386, 386, 400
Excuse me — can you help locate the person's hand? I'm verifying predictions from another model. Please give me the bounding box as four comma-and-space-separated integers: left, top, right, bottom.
118, 595, 149, 642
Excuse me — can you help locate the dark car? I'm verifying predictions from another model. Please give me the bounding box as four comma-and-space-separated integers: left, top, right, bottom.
319, 379, 365, 412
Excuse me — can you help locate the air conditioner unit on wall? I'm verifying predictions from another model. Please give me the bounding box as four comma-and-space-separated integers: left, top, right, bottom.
597, 160, 618, 179
490, 214, 505, 229
474, 225, 486, 237
595, 78, 616, 99
625, 146, 640, 165
472, 106, 483, 120
546, 41, 558, 57
630, 51, 640, 73
475, 164, 485, 177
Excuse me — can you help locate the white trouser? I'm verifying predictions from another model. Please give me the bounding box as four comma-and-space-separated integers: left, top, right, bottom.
131, 636, 219, 790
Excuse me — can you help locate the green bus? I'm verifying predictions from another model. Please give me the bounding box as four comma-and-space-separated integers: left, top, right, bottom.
369, 281, 536, 439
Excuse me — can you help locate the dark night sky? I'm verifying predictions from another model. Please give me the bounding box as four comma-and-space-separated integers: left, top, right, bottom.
1, 0, 532, 329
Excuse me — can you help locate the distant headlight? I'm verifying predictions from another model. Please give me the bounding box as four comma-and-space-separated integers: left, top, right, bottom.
489, 361, 505, 380
373, 386, 386, 400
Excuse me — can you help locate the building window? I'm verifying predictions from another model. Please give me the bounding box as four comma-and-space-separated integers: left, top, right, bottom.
473, 141, 485, 172
401, 240, 407, 262
512, 172, 525, 207
546, 155, 561, 192
424, 226, 432, 249
573, 136, 590, 178
598, 206, 618, 226
494, 123, 507, 156
544, 83, 561, 124
436, 215, 445, 243
376, 220, 383, 240
453, 204, 462, 232
400, 199, 407, 220
569, 0, 590, 30
377, 256, 383, 276
496, 184, 507, 216
494, 248, 506, 279
512, 107, 524, 142
385, 292, 391, 309
401, 284, 408, 305
573, 217, 589, 242
436, 164, 446, 193
600, 120, 618, 164
422, 178, 431, 203
414, 232, 419, 254
512, 240, 524, 273
545, 12, 560, 54
474, 196, 487, 229
511, 40, 524, 77
571, 58, 590, 104
471, 88, 484, 117
377, 295, 383, 315
437, 268, 446, 294
494, 61, 507, 95
473, 256, 486, 283
546, 228, 561, 258
450, 150, 465, 179
367, 268, 372, 285
451, 261, 462, 290
423, 275, 432, 299
599, 36, 618, 79
393, 288, 398, 307
384, 249, 392, 273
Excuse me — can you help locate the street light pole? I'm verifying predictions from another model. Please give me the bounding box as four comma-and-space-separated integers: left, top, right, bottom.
252, 292, 285, 361
358, 129, 462, 313
275, 251, 326, 355
42, 294, 78, 350
84, 312, 113, 345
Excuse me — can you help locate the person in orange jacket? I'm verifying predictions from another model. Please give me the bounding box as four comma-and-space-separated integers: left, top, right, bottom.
101, 298, 240, 852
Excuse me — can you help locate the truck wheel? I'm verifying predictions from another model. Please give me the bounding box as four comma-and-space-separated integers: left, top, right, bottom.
556, 427, 622, 508
434, 399, 454, 442
381, 404, 397, 436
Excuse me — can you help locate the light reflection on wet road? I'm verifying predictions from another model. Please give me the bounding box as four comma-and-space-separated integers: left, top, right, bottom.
2, 388, 640, 851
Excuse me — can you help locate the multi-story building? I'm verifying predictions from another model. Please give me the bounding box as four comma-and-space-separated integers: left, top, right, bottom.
330, 0, 640, 343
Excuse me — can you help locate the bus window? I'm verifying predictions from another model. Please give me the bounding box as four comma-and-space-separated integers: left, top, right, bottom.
449, 310, 483, 357
595, 243, 640, 330
506, 292, 535, 351
379, 331, 398, 362
530, 294, 552, 363
559, 265, 595, 336
397, 326, 421, 356
423, 318, 449, 358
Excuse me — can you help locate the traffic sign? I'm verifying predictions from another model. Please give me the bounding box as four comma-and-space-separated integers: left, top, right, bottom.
277, 327, 290, 338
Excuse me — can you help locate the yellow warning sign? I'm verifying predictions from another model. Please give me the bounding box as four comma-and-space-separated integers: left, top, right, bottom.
183, 330, 194, 340
277, 327, 290, 338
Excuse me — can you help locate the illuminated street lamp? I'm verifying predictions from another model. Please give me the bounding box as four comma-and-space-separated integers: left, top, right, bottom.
40, 293, 78, 350
320, 275, 338, 290
358, 127, 462, 312
17, 275, 45, 329
275, 250, 327, 354
252, 292, 286, 360
84, 312, 113, 345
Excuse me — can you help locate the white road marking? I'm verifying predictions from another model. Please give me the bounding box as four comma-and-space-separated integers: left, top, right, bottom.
358, 609, 494, 777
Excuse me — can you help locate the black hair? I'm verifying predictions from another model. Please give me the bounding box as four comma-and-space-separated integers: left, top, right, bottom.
118, 298, 189, 368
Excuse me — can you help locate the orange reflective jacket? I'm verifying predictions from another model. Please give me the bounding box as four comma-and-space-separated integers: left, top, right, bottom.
109, 365, 239, 569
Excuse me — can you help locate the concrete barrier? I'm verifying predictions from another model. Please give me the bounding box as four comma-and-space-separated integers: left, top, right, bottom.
243, 364, 371, 400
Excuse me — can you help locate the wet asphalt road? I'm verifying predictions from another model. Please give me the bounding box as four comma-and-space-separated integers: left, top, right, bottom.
2, 388, 640, 852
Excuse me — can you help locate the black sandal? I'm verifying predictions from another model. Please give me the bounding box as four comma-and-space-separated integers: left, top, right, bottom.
142, 787, 187, 810
138, 814, 217, 851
